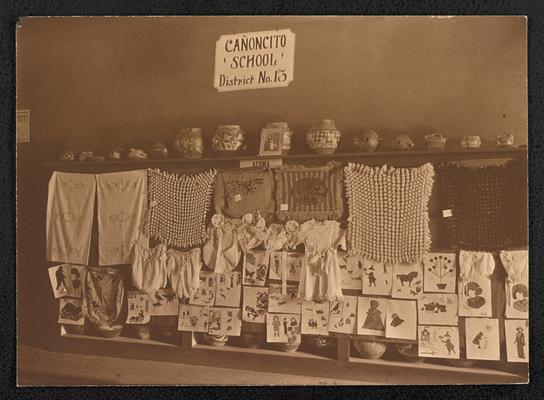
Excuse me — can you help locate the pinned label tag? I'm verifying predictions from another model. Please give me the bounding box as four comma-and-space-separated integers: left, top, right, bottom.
234, 194, 242, 202
280, 203, 289, 211
442, 209, 453, 218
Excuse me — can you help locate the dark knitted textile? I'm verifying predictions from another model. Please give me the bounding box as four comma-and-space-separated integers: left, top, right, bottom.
436, 159, 527, 251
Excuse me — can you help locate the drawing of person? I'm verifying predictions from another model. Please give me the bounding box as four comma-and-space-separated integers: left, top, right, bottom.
272, 315, 281, 337
512, 284, 528, 312
55, 266, 67, 291
514, 327, 525, 359
465, 281, 486, 309
70, 268, 81, 289
364, 267, 377, 287
441, 332, 456, 355
472, 332, 488, 349
283, 318, 288, 335
420, 328, 430, 342
362, 300, 385, 331
209, 311, 221, 331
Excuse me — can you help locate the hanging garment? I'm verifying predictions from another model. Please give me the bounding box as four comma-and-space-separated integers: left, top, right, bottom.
294, 219, 346, 301
234, 212, 268, 253
166, 247, 202, 299
500, 250, 528, 318
131, 242, 168, 294
96, 170, 148, 266
214, 168, 275, 222
82, 266, 125, 328
202, 214, 242, 273
436, 159, 527, 251
46, 172, 96, 265
274, 162, 344, 222
344, 163, 434, 264
458, 251, 495, 317
147, 168, 216, 248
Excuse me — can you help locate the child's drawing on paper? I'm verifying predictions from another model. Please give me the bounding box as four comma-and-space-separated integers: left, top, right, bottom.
126, 290, 150, 324
150, 288, 179, 315
337, 252, 363, 290
465, 318, 500, 360
242, 250, 269, 286
418, 325, 459, 359
58, 298, 85, 325
505, 319, 528, 363
385, 299, 417, 340
418, 293, 458, 326
49, 264, 85, 299
242, 286, 269, 323
301, 301, 329, 336
268, 284, 301, 314
189, 271, 216, 306
357, 297, 386, 336
328, 295, 357, 334
215, 271, 242, 307
423, 253, 457, 293
178, 304, 209, 332
392, 262, 423, 299
208, 307, 241, 336
266, 313, 301, 344
459, 277, 492, 317
361, 259, 392, 296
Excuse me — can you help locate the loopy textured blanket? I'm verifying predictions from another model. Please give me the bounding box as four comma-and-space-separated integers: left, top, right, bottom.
147, 168, 217, 248
344, 163, 434, 263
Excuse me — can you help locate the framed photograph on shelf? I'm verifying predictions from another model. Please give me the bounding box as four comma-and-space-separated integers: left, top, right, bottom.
259, 128, 283, 156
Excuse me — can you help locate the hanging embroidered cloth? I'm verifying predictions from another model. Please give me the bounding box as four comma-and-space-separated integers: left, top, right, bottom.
436, 160, 527, 251
202, 214, 242, 273
46, 171, 96, 266
96, 170, 148, 266
344, 163, 434, 264
214, 168, 275, 222
82, 266, 125, 328
131, 242, 168, 294
147, 168, 217, 248
274, 161, 344, 222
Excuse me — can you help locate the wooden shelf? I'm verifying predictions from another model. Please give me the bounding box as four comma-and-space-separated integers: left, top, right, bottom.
53, 332, 527, 384
43, 146, 527, 169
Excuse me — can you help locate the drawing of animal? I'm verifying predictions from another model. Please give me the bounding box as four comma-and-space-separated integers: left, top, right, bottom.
422, 302, 447, 313
396, 271, 418, 286
390, 313, 404, 327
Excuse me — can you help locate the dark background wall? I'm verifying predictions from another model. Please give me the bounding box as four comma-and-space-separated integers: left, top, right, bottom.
16, 16, 527, 347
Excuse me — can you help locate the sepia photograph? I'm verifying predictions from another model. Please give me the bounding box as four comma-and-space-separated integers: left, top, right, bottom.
16, 15, 528, 386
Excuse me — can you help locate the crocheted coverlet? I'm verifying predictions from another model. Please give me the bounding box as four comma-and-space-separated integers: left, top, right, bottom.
147, 168, 217, 248
344, 163, 434, 264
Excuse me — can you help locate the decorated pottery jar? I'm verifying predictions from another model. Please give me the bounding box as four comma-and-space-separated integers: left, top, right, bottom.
352, 128, 382, 152
395, 343, 424, 363
306, 119, 342, 154
174, 128, 204, 158
424, 133, 447, 150
390, 134, 415, 150
497, 133, 514, 147
461, 136, 481, 149
353, 340, 388, 359
150, 141, 169, 159
265, 121, 293, 154
60, 150, 78, 161
212, 125, 246, 154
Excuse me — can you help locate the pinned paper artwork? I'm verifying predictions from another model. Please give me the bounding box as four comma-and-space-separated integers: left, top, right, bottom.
268, 284, 301, 314
266, 313, 301, 344
126, 291, 151, 324
337, 252, 363, 290
328, 295, 357, 334
301, 301, 329, 336
465, 318, 500, 360
418, 293, 458, 326
269, 252, 302, 282
392, 262, 423, 299
178, 304, 209, 332
150, 288, 179, 316
500, 250, 528, 319
58, 298, 85, 325
48, 264, 85, 299
385, 299, 417, 340
423, 253, 457, 293
189, 272, 216, 306
357, 296, 387, 336
215, 271, 242, 307
458, 277, 492, 317
361, 259, 392, 296
242, 286, 269, 323
505, 319, 528, 363
208, 307, 242, 336
418, 325, 460, 359
242, 250, 269, 287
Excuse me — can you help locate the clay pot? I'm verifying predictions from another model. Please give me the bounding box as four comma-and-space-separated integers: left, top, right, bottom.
202, 333, 229, 346
306, 119, 341, 154
461, 136, 481, 149
131, 324, 151, 340
174, 128, 204, 158
212, 125, 246, 154
353, 340, 388, 359
93, 323, 123, 338
390, 134, 415, 150
395, 343, 424, 363
265, 122, 293, 154
425, 133, 447, 150
150, 141, 169, 159
497, 133, 514, 147
353, 128, 382, 152
240, 332, 265, 349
